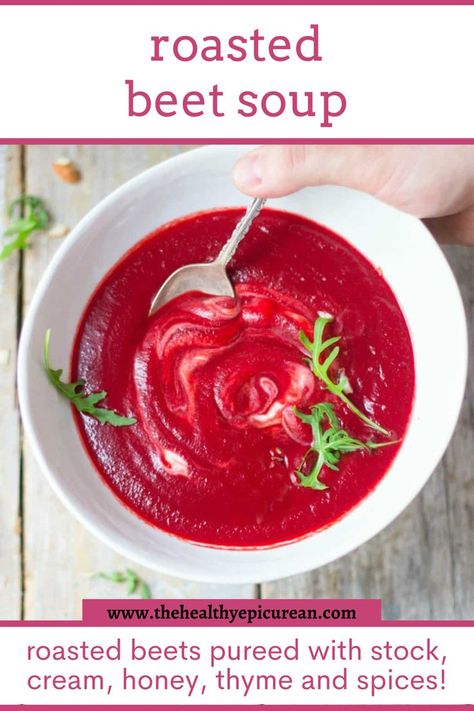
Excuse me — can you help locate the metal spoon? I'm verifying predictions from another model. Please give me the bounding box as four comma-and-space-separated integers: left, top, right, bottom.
149, 197, 266, 316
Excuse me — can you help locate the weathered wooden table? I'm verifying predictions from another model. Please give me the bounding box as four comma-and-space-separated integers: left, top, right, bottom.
1, 145, 472, 620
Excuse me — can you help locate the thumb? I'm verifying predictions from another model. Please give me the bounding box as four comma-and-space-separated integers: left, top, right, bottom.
232, 145, 396, 199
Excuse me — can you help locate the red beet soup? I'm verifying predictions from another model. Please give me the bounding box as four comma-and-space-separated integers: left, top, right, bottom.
72, 207, 414, 547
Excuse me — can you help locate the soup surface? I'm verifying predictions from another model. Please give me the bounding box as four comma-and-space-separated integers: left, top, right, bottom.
72, 207, 414, 547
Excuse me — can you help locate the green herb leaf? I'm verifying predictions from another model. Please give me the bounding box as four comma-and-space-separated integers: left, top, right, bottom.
43, 329, 137, 427
126, 569, 139, 595
8, 195, 49, 227
299, 316, 389, 435
98, 571, 128, 584
140, 582, 152, 600
294, 402, 397, 490
96, 569, 152, 599
1, 195, 50, 261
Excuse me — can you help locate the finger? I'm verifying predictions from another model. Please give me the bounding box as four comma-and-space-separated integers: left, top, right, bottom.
232, 145, 474, 223
232, 145, 399, 199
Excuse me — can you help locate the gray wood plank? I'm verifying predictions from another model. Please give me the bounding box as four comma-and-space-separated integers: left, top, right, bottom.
440, 245, 474, 619
0, 146, 22, 619
21, 146, 255, 619
262, 245, 474, 620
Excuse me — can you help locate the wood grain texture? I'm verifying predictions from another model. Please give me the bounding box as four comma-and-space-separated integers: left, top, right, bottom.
262, 244, 474, 620
21, 146, 255, 619
0, 146, 22, 619
439, 245, 474, 619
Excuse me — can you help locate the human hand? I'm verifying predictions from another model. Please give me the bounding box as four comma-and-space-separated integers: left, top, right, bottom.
233, 145, 474, 245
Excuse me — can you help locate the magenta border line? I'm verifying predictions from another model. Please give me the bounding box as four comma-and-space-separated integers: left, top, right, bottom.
0, 706, 471, 710
0, 703, 473, 711
2, 619, 474, 626
1, 138, 474, 145
0, 707, 471, 710
2, 1, 474, 5
0, 706, 470, 710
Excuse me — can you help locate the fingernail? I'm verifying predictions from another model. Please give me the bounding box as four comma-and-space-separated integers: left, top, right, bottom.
233, 154, 263, 191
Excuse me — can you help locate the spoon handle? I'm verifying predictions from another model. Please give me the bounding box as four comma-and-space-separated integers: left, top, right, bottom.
217, 197, 266, 265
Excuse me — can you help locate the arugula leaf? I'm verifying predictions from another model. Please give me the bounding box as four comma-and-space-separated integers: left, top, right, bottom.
1, 195, 50, 261
126, 569, 139, 595
43, 329, 136, 426
97, 570, 152, 599
300, 316, 389, 435
98, 571, 127, 584
140, 582, 152, 600
294, 402, 397, 490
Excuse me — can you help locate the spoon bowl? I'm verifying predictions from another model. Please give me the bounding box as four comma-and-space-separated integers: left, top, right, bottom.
149, 197, 266, 315
149, 260, 234, 313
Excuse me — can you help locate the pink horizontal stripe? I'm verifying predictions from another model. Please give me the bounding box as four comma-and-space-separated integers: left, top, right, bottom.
2, 1, 474, 4
83, 598, 381, 625
1, 138, 474, 145
0, 706, 469, 710
1, 619, 474, 626
1, 598, 474, 625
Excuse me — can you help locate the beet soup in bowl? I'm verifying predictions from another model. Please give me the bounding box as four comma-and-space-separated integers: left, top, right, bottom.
18, 146, 467, 583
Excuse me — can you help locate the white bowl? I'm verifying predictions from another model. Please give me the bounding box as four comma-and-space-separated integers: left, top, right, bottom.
18, 146, 468, 583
